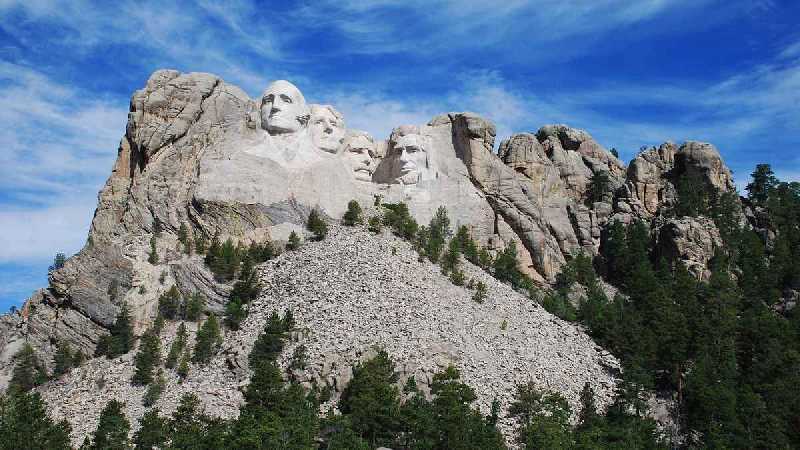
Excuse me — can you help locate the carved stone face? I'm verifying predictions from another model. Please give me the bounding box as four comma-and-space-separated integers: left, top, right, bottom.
343, 133, 376, 181
260, 80, 308, 135
393, 132, 427, 185
310, 105, 345, 153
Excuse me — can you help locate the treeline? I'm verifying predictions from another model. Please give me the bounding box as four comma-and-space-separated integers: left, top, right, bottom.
542, 164, 800, 448
363, 199, 528, 297
53, 307, 662, 449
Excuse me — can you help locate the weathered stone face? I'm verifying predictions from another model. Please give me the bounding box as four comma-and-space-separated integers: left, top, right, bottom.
310, 104, 345, 154
342, 131, 376, 181
383, 125, 432, 185
260, 80, 309, 134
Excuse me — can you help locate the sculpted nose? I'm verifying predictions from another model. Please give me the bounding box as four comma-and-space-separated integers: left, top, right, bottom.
399, 149, 410, 162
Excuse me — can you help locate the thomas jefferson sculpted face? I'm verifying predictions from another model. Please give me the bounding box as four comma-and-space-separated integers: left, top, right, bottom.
310, 105, 345, 153
260, 80, 309, 135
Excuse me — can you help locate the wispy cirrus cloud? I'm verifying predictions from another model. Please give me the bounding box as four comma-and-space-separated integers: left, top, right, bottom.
0, 0, 797, 309
291, 0, 725, 57
0, 60, 125, 264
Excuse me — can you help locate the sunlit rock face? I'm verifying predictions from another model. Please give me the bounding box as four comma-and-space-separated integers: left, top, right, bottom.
260, 80, 309, 135
342, 130, 377, 182
310, 104, 345, 154
0, 70, 743, 390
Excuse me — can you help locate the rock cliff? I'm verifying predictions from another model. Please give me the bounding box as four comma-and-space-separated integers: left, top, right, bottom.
1, 69, 746, 428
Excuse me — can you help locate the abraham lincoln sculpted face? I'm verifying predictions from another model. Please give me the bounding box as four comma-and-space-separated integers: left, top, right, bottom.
390, 125, 429, 185
260, 80, 309, 135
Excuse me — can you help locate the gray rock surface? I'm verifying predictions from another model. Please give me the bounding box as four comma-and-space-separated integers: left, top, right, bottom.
39, 223, 619, 447
656, 217, 723, 280
0, 68, 747, 443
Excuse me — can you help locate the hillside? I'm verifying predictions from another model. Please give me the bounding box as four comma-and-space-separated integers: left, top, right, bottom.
38, 222, 619, 446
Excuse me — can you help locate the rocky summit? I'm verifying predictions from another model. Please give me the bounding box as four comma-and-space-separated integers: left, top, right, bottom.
0, 70, 752, 446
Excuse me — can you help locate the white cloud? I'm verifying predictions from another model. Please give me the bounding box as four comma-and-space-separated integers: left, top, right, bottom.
0, 198, 94, 263
0, 61, 124, 262
293, 0, 719, 56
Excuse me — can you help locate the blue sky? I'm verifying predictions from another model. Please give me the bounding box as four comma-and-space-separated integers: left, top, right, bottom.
1, 0, 799, 310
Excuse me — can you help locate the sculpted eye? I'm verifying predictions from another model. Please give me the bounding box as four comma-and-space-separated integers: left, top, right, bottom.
263, 94, 274, 103
280, 94, 292, 103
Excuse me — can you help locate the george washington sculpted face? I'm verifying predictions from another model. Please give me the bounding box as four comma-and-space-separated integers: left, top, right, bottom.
260, 80, 309, 135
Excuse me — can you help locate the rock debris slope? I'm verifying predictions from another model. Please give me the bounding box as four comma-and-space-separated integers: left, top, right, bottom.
40, 223, 619, 446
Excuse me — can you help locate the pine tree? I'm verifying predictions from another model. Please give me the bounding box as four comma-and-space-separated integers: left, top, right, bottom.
107, 302, 134, 358
441, 238, 461, 274
158, 286, 182, 320
424, 206, 450, 262
509, 382, 573, 449
152, 313, 165, 335
86, 400, 130, 450
455, 225, 479, 264
48, 252, 67, 273
588, 170, 610, 203
610, 147, 619, 158
746, 163, 778, 205
132, 408, 167, 450
142, 369, 166, 407
477, 247, 492, 269
165, 323, 187, 369
343, 200, 363, 226
494, 241, 522, 288
249, 312, 287, 369
0, 392, 72, 450
283, 309, 296, 331
177, 349, 190, 379
674, 171, 709, 217
368, 216, 383, 233
224, 297, 246, 330
184, 292, 205, 321
192, 315, 222, 364
338, 349, 401, 446
383, 202, 418, 240
52, 341, 73, 378
577, 382, 598, 429
178, 223, 191, 254
132, 330, 161, 385
148, 235, 159, 265
194, 232, 207, 254
307, 208, 328, 241
8, 344, 47, 394
203, 237, 242, 281
286, 231, 301, 250
472, 281, 488, 304
72, 350, 85, 368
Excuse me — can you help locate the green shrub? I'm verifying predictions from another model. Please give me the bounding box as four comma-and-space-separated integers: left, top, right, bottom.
307, 208, 328, 241
343, 200, 363, 226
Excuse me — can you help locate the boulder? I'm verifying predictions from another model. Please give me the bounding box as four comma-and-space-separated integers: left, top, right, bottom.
655, 217, 722, 280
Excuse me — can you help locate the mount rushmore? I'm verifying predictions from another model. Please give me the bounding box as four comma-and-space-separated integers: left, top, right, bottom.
0, 69, 737, 404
